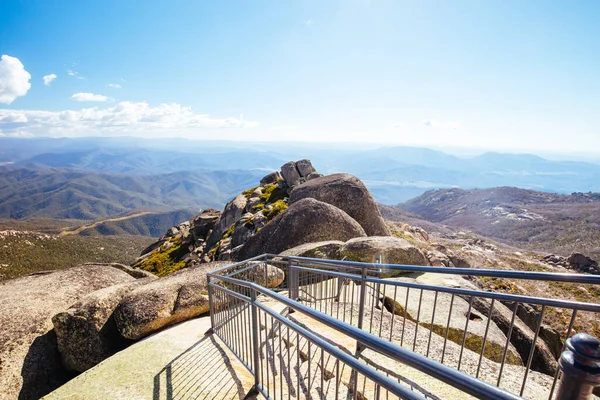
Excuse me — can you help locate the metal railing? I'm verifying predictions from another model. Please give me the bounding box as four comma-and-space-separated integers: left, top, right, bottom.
207, 254, 600, 400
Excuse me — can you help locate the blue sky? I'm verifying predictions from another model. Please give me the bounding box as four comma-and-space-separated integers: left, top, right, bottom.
0, 0, 598, 153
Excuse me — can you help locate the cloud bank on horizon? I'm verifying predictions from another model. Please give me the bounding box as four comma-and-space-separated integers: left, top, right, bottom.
0, 54, 258, 138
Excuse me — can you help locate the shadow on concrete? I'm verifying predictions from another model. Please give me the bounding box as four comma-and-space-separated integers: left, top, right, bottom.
153, 333, 251, 400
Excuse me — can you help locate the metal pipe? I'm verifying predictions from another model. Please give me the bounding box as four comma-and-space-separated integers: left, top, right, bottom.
250, 288, 261, 388
274, 254, 600, 285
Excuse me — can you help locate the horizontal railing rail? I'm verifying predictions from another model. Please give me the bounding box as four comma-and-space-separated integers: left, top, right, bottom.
289, 264, 600, 312
277, 254, 600, 284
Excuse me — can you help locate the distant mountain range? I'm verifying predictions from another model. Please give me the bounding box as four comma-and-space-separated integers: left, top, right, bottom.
394, 187, 600, 259
1, 137, 600, 221
0, 166, 261, 220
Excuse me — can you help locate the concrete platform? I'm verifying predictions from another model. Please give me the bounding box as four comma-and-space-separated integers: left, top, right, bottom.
43, 316, 254, 400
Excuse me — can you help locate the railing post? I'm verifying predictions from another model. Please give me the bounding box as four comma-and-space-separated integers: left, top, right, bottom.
356, 266, 367, 352
555, 333, 600, 400
289, 259, 298, 301
357, 266, 367, 330
207, 275, 215, 330
250, 287, 261, 390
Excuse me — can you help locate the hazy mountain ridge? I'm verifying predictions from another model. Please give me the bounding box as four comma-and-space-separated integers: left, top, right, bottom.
396, 187, 600, 259
0, 166, 262, 220
2, 138, 600, 222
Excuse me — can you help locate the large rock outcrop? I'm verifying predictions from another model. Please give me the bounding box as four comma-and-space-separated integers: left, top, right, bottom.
289, 173, 391, 236
52, 277, 156, 372
0, 264, 137, 400
114, 261, 284, 340
235, 198, 367, 260
114, 262, 226, 340
567, 252, 599, 274
234, 261, 285, 288
132, 208, 221, 276
279, 241, 345, 259
133, 161, 388, 275
206, 195, 248, 249
341, 236, 428, 271
280, 159, 320, 189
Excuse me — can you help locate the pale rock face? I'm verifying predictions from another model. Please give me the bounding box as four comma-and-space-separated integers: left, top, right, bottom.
233, 261, 285, 288
113, 261, 284, 340
290, 173, 391, 236
231, 220, 252, 248
236, 198, 367, 260
427, 249, 451, 266
295, 158, 316, 177
52, 277, 156, 372
206, 194, 248, 249
259, 171, 281, 186
246, 196, 262, 211
279, 240, 346, 259
250, 187, 262, 198
306, 172, 323, 180
341, 236, 429, 273
190, 208, 220, 240
280, 161, 302, 188
0, 264, 137, 400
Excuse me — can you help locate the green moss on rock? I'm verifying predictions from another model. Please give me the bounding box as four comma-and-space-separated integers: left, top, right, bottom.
222, 224, 236, 239
265, 200, 288, 221
242, 186, 259, 199
259, 183, 287, 203
133, 242, 188, 277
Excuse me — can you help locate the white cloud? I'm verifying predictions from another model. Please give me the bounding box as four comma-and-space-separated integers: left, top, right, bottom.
43, 74, 57, 86
0, 113, 28, 123
0, 55, 31, 104
304, 19, 314, 25
0, 101, 258, 137
108, 83, 122, 89
72, 92, 109, 102
67, 69, 76, 76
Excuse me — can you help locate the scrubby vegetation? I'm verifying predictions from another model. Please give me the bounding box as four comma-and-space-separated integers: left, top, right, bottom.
132, 239, 188, 277
259, 181, 287, 203
0, 232, 154, 281
242, 186, 259, 198
264, 199, 288, 221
